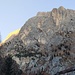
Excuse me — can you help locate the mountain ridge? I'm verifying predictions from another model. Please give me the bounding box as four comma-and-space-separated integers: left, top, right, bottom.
2, 29, 20, 44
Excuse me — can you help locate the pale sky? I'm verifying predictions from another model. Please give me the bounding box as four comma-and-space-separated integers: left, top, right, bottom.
0, 0, 75, 41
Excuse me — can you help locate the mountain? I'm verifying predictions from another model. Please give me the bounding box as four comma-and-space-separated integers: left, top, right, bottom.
1, 6, 75, 75
2, 29, 20, 44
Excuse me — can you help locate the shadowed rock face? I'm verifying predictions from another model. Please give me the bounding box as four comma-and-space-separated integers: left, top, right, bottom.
1, 6, 75, 75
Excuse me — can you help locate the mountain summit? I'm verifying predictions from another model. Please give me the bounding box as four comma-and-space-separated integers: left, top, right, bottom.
1, 6, 75, 75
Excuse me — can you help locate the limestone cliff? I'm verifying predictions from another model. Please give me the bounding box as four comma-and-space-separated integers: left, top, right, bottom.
1, 6, 75, 75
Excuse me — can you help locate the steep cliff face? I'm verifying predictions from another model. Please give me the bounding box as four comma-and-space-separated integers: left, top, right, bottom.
1, 6, 75, 75
19, 6, 75, 45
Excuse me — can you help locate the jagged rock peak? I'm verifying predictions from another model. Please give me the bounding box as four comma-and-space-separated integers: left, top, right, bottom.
58, 6, 66, 10
37, 6, 66, 17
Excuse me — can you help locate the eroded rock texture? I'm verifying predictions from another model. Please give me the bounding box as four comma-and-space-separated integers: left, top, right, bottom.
1, 6, 75, 75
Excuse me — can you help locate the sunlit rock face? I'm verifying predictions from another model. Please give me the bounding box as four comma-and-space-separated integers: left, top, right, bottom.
2, 29, 20, 44
1, 6, 75, 75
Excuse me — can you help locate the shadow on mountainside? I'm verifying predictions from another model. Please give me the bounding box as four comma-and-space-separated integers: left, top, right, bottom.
0, 55, 23, 75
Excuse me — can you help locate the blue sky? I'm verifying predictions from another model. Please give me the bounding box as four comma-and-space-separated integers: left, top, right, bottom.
0, 0, 75, 41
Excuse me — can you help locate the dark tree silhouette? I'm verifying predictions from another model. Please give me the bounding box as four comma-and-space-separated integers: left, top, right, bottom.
0, 54, 22, 75
5, 55, 13, 75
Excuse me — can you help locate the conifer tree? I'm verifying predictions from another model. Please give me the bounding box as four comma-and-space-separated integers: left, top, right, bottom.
5, 55, 13, 75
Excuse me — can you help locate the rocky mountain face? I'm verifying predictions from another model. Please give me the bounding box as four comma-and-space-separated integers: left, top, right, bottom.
1, 6, 75, 75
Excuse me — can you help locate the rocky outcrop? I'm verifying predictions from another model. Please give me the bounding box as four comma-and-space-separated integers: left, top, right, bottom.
1, 6, 75, 75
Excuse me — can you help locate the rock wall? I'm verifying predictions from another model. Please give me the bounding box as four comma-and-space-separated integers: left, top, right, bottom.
1, 6, 75, 75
